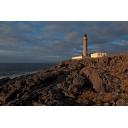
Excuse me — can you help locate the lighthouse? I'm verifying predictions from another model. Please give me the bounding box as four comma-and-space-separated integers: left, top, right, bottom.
72, 34, 88, 60
82, 34, 88, 58
72, 34, 108, 60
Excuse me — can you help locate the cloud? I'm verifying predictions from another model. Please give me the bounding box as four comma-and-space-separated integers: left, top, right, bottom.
16, 22, 32, 31
65, 31, 79, 41
0, 21, 128, 62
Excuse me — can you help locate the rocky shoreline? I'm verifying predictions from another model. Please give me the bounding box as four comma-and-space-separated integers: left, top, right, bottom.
0, 55, 128, 106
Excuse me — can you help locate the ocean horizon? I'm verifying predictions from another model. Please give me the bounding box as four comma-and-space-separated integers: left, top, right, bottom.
0, 63, 56, 79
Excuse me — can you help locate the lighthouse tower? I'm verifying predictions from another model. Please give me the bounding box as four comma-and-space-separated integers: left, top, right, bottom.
82, 34, 88, 58
71, 34, 88, 60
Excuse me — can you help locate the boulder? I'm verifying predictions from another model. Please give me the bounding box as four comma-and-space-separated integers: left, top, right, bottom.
80, 67, 103, 92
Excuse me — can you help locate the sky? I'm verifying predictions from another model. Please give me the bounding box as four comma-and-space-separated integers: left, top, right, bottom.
0, 21, 128, 63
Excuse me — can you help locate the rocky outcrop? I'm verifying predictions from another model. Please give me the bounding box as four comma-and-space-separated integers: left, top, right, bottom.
80, 67, 103, 92
0, 55, 128, 106
0, 77, 10, 86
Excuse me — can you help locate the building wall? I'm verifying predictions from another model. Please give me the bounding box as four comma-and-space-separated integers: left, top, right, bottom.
91, 52, 107, 58
72, 56, 83, 60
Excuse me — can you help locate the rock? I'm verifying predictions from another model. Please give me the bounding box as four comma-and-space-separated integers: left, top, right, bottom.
104, 103, 109, 106
116, 99, 126, 106
0, 77, 10, 86
0, 55, 128, 106
80, 67, 103, 92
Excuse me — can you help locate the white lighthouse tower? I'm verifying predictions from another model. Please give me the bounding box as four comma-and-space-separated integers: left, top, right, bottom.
82, 34, 88, 58
72, 34, 88, 60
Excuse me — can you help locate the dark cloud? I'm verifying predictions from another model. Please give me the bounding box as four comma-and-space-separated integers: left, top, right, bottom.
0, 21, 128, 63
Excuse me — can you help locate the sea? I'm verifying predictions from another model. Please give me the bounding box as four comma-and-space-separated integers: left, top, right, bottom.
0, 63, 56, 79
